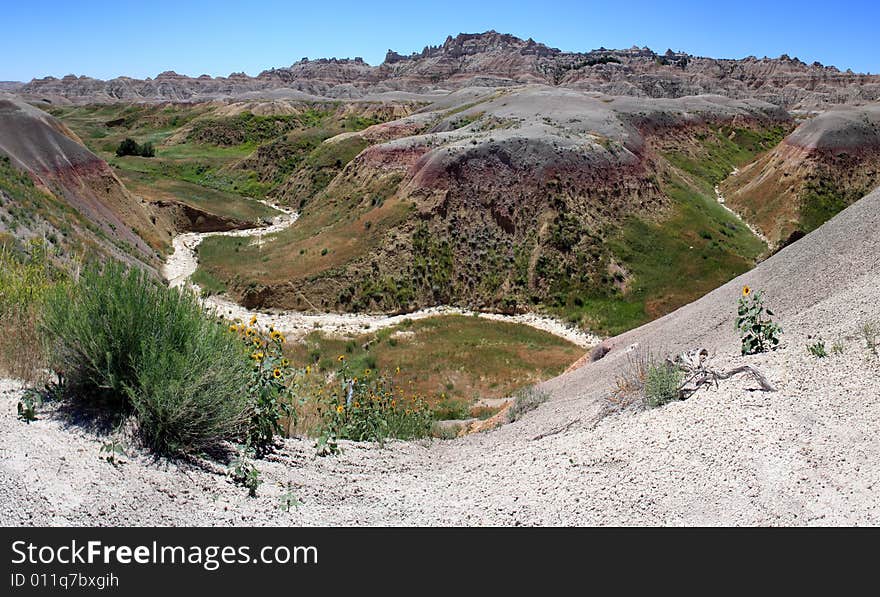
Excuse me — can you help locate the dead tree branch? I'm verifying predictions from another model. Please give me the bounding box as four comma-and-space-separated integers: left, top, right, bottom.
668, 349, 777, 399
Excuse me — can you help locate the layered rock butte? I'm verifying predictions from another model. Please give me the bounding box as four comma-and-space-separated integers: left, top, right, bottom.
18, 31, 880, 110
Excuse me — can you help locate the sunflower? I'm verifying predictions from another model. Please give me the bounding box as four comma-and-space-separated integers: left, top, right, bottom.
337, 355, 345, 362
742, 285, 752, 298
336, 405, 344, 414
249, 315, 257, 326
251, 351, 264, 361
304, 365, 310, 375
273, 368, 282, 379
270, 330, 285, 343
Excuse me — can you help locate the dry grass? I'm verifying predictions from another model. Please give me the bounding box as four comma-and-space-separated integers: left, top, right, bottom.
0, 304, 48, 385
608, 346, 658, 410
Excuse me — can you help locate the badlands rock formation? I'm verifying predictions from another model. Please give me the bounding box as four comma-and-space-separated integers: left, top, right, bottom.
19, 31, 880, 110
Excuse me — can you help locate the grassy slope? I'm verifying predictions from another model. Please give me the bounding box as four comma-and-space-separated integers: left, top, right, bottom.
0, 156, 106, 262
285, 314, 582, 410
556, 126, 782, 335
119, 170, 278, 224
196, 169, 406, 287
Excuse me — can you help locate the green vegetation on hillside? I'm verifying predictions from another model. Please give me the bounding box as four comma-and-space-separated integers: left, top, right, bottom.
0, 155, 103, 261
799, 176, 869, 234
47, 102, 390, 224
663, 125, 789, 194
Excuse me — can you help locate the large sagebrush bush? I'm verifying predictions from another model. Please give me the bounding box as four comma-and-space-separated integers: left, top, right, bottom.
42, 262, 253, 454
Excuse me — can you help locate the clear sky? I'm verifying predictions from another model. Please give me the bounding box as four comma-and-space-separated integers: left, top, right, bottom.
3, 0, 878, 81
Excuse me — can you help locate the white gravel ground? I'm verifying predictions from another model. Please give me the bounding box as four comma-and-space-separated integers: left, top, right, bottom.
1, 188, 879, 526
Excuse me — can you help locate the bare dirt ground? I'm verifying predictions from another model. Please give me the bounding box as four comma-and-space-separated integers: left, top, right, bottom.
2, 188, 878, 526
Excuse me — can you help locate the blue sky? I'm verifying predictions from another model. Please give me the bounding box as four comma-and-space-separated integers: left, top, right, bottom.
3, 0, 878, 81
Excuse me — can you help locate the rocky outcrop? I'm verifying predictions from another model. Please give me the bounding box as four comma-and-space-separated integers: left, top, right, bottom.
18, 32, 880, 110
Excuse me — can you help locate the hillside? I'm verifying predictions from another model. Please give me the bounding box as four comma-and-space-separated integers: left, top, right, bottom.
721, 103, 880, 246
18, 31, 880, 110
194, 87, 789, 333
0, 96, 166, 265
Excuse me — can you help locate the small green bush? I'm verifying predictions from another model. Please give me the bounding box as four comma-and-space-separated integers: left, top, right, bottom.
735, 286, 782, 355
644, 362, 683, 408
42, 263, 253, 455
807, 337, 828, 358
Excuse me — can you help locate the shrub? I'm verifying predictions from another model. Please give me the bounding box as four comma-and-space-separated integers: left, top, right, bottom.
863, 321, 879, 357
609, 347, 654, 408
807, 337, 828, 358
41, 263, 254, 455
735, 285, 782, 355
315, 358, 433, 454
610, 347, 683, 409
115, 138, 156, 158
644, 362, 683, 408
506, 386, 550, 422
433, 397, 471, 421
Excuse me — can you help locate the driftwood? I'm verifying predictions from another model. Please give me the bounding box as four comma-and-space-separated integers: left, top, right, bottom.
668, 349, 777, 400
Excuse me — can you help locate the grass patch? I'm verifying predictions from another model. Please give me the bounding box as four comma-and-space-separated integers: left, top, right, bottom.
285, 315, 581, 413
190, 267, 227, 296
118, 170, 278, 223
196, 172, 406, 289
0, 240, 64, 384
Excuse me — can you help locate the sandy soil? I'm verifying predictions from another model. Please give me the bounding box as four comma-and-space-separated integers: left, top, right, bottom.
2, 186, 878, 526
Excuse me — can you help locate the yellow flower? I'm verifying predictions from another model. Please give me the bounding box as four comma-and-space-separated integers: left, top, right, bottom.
251, 351, 264, 360
249, 315, 257, 326
354, 401, 360, 408
742, 285, 751, 298
395, 366, 400, 374
273, 368, 282, 379
270, 330, 285, 343
364, 369, 371, 376
304, 365, 310, 374
228, 325, 237, 332
337, 355, 345, 362
336, 405, 344, 414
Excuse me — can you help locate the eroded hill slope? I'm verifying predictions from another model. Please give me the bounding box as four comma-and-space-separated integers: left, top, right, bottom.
0, 96, 166, 265
721, 104, 880, 246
